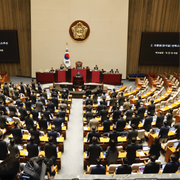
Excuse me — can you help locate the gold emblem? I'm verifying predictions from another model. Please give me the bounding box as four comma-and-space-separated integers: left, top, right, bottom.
71, 22, 88, 39
69, 20, 90, 41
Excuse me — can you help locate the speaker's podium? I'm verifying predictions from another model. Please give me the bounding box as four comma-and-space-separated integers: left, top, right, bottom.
73, 77, 84, 87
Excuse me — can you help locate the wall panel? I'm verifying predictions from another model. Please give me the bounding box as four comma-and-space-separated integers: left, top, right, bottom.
127, 0, 180, 75
0, 0, 31, 76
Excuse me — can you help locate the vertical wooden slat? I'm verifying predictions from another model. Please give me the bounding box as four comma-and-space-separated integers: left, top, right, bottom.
0, 0, 31, 76
127, 0, 180, 75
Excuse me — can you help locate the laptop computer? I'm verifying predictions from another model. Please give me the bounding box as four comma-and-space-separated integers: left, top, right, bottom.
156, 129, 160, 136
160, 164, 166, 172
138, 166, 145, 173
174, 141, 179, 147
119, 131, 128, 137
7, 117, 13, 122
153, 116, 157, 122
170, 126, 175, 132
143, 146, 150, 151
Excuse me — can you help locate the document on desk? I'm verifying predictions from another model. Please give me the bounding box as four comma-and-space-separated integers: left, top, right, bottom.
84, 126, 88, 130
138, 151, 145, 156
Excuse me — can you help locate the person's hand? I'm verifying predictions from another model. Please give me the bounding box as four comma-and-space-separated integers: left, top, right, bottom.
47, 165, 55, 180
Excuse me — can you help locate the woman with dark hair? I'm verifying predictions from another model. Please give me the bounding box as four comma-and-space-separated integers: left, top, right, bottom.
149, 137, 161, 160
106, 139, 119, 165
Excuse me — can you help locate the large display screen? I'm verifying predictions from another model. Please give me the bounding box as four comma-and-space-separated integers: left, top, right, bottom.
139, 32, 180, 65
0, 30, 20, 63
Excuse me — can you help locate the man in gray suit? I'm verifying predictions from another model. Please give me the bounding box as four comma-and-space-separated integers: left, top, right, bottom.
35, 98, 43, 112
8, 100, 17, 117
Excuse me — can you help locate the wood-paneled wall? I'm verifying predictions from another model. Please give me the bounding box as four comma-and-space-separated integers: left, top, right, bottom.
127, 0, 180, 75
0, 0, 31, 76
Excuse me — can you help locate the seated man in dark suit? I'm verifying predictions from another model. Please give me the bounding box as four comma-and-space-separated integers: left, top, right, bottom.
60, 64, 64, 70
48, 125, 58, 145
115, 69, 119, 74
163, 155, 179, 173
94, 65, 98, 71
143, 155, 160, 174
27, 136, 38, 159
0, 133, 7, 160
116, 157, 132, 174
45, 136, 57, 165
90, 158, 106, 174
88, 126, 100, 144
49, 67, 54, 73
87, 137, 103, 165
76, 70, 81, 77
11, 121, 22, 144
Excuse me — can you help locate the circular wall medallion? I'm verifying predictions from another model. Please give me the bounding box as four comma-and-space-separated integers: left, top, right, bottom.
69, 20, 90, 41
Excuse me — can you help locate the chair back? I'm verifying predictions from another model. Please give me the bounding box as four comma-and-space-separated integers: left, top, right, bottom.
131, 163, 144, 171
108, 164, 119, 173
75, 61, 83, 69
138, 129, 145, 140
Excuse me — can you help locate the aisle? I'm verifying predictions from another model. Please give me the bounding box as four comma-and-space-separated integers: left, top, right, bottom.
59, 98, 84, 176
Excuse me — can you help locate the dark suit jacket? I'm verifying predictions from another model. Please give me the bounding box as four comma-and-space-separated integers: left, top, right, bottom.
143, 116, 153, 132
100, 109, 108, 122
47, 102, 55, 113
25, 101, 32, 111
86, 99, 93, 105
11, 126, 22, 144
148, 104, 155, 116
37, 84, 42, 93
167, 113, 173, 126
43, 110, 52, 122
131, 116, 141, 129
149, 142, 161, 159
127, 129, 138, 143
0, 104, 7, 115
90, 165, 106, 174
116, 118, 126, 132
110, 97, 117, 106
8, 144, 19, 158
19, 107, 27, 120
159, 125, 169, 138
58, 110, 66, 119
103, 119, 112, 133
87, 143, 103, 164
25, 116, 34, 131
20, 84, 25, 94
51, 97, 58, 108
86, 89, 91, 97
0, 139, 7, 160
163, 161, 179, 173
97, 105, 104, 116
14, 90, 19, 100
39, 118, 47, 131
30, 129, 40, 145
116, 165, 132, 174
143, 162, 160, 174
156, 114, 164, 128
26, 87, 31, 97
42, 92, 47, 99
48, 130, 58, 144
16, 99, 22, 107
109, 131, 119, 144
88, 131, 100, 143
126, 143, 139, 161
136, 100, 142, 110
45, 142, 57, 159
118, 96, 125, 106
0, 93, 5, 104
27, 142, 38, 159
31, 82, 36, 90
126, 109, 134, 123
53, 117, 63, 133
31, 110, 39, 121
8, 104, 17, 116
0, 115, 7, 129
3, 84, 9, 96
40, 96, 46, 105
86, 111, 93, 123
30, 94, 36, 104
137, 106, 146, 119
113, 110, 121, 124
36, 101, 43, 112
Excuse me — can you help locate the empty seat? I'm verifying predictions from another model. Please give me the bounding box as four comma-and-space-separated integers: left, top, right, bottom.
108, 164, 120, 173
131, 163, 144, 171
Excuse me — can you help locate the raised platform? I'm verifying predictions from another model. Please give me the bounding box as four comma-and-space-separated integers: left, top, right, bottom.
42, 82, 116, 98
